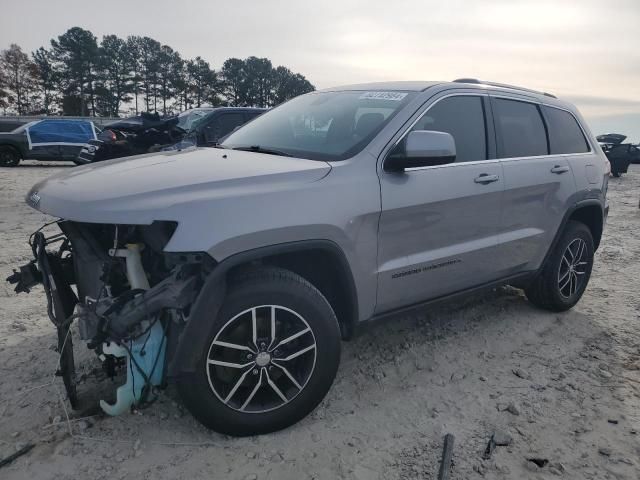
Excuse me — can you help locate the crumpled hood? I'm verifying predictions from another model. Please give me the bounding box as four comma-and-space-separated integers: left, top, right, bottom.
27, 148, 331, 224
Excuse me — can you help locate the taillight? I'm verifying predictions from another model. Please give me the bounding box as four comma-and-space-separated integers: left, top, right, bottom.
99, 129, 117, 142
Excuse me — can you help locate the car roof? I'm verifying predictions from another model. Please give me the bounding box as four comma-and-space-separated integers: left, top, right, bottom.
182, 107, 266, 114
320, 81, 443, 92
213, 107, 267, 111
318, 80, 577, 110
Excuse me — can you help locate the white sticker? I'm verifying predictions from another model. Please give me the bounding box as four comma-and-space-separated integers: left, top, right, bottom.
359, 91, 408, 101
360, 92, 407, 102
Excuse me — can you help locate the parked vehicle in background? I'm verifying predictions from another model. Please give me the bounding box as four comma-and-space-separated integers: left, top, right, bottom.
77, 108, 265, 163
175, 107, 217, 131
0, 119, 98, 167
0, 118, 29, 133
163, 107, 267, 151
597, 133, 640, 177
76, 112, 184, 164
8, 79, 608, 436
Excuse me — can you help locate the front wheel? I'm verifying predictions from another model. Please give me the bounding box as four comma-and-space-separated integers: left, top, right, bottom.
178, 267, 341, 436
0, 146, 21, 167
525, 221, 594, 311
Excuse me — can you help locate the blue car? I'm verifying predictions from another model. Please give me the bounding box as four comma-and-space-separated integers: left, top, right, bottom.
0, 119, 98, 167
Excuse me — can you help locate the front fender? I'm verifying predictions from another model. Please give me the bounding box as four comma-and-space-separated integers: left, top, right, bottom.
168, 239, 359, 377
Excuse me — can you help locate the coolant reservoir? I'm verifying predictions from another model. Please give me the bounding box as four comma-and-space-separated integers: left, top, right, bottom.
100, 243, 166, 416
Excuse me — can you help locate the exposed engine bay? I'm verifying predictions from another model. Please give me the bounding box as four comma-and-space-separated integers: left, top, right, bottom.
7, 220, 211, 413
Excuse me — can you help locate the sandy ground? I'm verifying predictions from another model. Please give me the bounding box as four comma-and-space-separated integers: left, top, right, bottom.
0, 160, 639, 480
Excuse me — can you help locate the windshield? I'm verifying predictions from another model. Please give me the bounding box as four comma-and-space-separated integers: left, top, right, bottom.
177, 109, 214, 132
221, 90, 416, 161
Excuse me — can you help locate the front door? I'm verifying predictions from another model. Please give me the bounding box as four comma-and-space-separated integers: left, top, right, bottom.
376, 94, 505, 313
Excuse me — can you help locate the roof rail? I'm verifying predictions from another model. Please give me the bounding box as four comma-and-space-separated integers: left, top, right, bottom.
452, 78, 557, 99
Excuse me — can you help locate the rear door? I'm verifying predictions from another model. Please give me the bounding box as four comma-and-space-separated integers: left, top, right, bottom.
376, 93, 505, 313
491, 95, 577, 275
58, 122, 94, 160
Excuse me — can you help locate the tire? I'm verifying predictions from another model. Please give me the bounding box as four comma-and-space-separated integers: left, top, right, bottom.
177, 267, 341, 436
525, 221, 594, 312
0, 146, 21, 167
612, 171, 621, 178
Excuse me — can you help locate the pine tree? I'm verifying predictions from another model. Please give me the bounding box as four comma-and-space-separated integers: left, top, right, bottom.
50, 27, 99, 115
1, 28, 316, 115
221, 58, 245, 107
32, 47, 58, 114
0, 44, 38, 114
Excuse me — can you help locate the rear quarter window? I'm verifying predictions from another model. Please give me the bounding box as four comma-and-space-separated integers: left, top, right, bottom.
493, 98, 548, 158
544, 106, 590, 154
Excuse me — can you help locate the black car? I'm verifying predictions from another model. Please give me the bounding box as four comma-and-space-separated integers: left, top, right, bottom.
76, 112, 183, 164
597, 133, 640, 177
0, 119, 98, 167
77, 108, 266, 163
181, 107, 266, 147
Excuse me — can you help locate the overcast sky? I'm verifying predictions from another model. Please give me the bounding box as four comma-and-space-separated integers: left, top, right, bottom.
1, 0, 639, 139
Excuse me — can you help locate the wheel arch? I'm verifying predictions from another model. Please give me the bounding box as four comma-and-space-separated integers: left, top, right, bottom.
537, 199, 604, 275
168, 240, 359, 378
0, 143, 24, 159
225, 240, 359, 340
567, 201, 604, 250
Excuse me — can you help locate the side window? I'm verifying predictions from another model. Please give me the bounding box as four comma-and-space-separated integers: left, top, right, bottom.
244, 111, 263, 122
411, 96, 487, 162
202, 118, 219, 143
218, 113, 245, 138
544, 106, 589, 154
203, 113, 245, 143
493, 98, 548, 158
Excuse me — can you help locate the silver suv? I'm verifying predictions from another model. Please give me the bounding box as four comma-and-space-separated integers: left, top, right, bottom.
8, 79, 609, 436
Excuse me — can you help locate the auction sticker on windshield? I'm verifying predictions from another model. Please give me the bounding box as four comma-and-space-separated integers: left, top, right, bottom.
359, 91, 408, 101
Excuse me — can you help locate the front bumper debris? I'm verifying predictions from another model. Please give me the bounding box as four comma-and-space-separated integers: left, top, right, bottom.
7, 230, 79, 406
7, 221, 204, 415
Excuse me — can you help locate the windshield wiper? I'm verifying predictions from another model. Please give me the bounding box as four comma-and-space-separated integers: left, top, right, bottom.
231, 145, 292, 157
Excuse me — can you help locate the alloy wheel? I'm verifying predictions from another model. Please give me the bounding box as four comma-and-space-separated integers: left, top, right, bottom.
558, 238, 589, 298
206, 305, 317, 413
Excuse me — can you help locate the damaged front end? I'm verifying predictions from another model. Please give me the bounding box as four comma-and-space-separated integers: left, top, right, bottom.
7, 220, 211, 413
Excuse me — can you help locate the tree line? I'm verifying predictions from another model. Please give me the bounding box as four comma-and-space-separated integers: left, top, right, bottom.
0, 27, 315, 117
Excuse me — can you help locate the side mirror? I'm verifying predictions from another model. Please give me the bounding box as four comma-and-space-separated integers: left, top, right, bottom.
385, 130, 456, 172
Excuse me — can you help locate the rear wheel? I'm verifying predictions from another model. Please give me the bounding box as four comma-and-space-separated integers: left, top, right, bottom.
525, 221, 594, 311
0, 146, 20, 167
178, 267, 341, 436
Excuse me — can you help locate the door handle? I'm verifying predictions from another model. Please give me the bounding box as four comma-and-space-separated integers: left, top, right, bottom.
474, 173, 500, 184
550, 165, 570, 174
